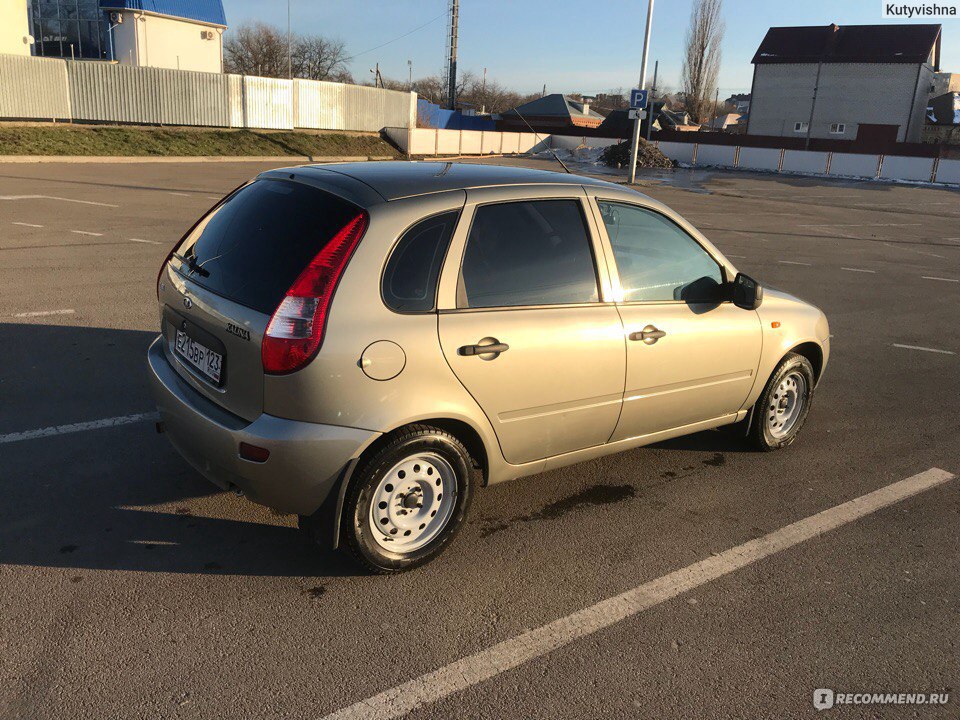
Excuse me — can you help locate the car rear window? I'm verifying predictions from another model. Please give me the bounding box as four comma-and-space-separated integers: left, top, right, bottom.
172, 179, 362, 315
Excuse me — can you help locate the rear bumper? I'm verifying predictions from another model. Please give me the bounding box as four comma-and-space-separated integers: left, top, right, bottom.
147, 337, 380, 515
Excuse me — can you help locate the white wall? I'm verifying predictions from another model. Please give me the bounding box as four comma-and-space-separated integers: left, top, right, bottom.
749, 62, 930, 142
0, 0, 31, 56
113, 11, 222, 73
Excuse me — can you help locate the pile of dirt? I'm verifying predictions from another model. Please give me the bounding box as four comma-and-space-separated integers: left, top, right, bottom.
601, 139, 674, 169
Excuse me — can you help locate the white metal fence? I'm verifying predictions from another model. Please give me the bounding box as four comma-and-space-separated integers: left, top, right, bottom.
0, 53, 416, 132
646, 140, 956, 186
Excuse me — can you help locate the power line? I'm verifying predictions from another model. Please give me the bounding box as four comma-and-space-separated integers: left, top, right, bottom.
343, 11, 447, 62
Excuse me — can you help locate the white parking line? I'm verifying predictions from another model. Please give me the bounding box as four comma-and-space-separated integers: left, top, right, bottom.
168, 192, 191, 197
725, 254, 747, 259
4, 308, 76, 318
129, 238, 161, 245
70, 230, 104, 237
778, 260, 812, 266
321, 468, 955, 720
922, 276, 959, 283
840, 267, 876, 273
0, 194, 118, 208
0, 412, 160, 444
892, 344, 955, 355
12, 221, 43, 228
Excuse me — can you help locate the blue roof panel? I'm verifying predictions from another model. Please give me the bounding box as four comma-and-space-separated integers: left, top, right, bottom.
99, 0, 227, 26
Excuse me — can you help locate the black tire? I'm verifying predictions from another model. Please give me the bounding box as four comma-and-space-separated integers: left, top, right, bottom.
748, 353, 816, 451
340, 424, 475, 573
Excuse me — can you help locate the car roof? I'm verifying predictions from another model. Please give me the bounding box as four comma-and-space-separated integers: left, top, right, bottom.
284, 161, 627, 202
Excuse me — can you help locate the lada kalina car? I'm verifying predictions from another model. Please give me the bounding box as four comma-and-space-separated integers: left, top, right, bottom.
148, 162, 829, 572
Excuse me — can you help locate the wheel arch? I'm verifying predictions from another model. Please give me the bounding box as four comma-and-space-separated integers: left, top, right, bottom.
320, 416, 491, 550
788, 341, 824, 383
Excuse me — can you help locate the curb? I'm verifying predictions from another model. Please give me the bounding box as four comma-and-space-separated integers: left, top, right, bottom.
0, 154, 399, 164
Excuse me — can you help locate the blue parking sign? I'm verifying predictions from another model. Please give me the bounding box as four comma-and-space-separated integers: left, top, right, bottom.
630, 89, 648, 109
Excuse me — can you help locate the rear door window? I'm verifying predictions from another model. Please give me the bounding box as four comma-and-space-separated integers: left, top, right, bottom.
382, 211, 459, 312
173, 179, 362, 314
459, 200, 599, 308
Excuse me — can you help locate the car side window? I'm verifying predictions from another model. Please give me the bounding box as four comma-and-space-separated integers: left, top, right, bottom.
598, 201, 724, 303
382, 210, 459, 312
459, 199, 599, 308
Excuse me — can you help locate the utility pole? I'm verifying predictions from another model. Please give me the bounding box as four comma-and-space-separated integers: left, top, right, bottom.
480, 67, 488, 114
446, 0, 459, 109
408, 59, 412, 90
645, 59, 658, 141
541, 83, 546, 97
714, 87, 719, 121
628, 0, 655, 185
287, 0, 292, 79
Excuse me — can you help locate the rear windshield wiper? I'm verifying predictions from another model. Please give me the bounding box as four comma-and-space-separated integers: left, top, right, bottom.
171, 251, 210, 278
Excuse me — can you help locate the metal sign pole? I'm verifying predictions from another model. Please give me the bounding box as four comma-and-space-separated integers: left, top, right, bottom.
628, 0, 655, 185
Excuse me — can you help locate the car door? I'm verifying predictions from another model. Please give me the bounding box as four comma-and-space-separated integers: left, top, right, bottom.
590, 198, 762, 442
437, 189, 625, 466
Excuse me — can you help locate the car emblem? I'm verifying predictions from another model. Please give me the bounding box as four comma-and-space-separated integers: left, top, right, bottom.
183, 297, 193, 310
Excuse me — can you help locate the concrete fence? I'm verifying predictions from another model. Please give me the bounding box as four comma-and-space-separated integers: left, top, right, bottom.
385, 127, 548, 156
651, 140, 956, 186
0, 53, 416, 132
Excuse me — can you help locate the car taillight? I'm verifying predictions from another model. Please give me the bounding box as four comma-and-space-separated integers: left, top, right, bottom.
262, 212, 368, 374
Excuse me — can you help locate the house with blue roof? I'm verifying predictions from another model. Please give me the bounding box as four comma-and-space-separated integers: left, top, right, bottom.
6, 0, 227, 73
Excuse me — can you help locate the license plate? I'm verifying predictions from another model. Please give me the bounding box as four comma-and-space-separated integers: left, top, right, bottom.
175, 330, 223, 384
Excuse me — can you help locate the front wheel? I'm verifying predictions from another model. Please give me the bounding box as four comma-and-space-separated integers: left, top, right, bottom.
748, 353, 815, 451
340, 425, 475, 573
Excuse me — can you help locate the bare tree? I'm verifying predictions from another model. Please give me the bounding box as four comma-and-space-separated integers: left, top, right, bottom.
224, 22, 288, 77
681, 0, 724, 124
292, 36, 351, 82
224, 22, 351, 82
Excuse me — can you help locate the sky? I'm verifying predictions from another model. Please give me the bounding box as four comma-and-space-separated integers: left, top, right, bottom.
222, 0, 959, 97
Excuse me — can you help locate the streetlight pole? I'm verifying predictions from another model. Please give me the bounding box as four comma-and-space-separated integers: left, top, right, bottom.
628, 0, 655, 185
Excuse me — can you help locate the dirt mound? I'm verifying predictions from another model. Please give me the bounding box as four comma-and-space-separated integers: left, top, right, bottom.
601, 139, 674, 169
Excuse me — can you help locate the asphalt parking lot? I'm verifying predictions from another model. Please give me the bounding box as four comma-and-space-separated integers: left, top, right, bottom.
1, 157, 958, 719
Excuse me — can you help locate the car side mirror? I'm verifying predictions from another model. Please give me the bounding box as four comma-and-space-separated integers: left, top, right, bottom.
731, 272, 763, 310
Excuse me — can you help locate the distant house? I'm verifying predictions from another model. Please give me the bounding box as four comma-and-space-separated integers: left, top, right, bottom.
746, 23, 942, 143
725, 93, 751, 113
499, 94, 605, 132
931, 72, 960, 98
595, 102, 664, 138
659, 109, 699, 131
705, 113, 741, 130
928, 92, 960, 125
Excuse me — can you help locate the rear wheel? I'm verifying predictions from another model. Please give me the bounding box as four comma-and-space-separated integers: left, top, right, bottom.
341, 425, 475, 573
748, 353, 815, 451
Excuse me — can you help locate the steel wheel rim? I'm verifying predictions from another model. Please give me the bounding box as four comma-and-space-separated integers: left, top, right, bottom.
368, 452, 458, 552
766, 371, 807, 439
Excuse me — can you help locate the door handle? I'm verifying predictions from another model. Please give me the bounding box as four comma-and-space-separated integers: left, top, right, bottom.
459, 341, 509, 356
629, 325, 667, 345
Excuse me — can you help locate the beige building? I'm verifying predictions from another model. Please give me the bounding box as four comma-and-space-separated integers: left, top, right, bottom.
0, 0, 32, 56
746, 23, 942, 144
3, 0, 225, 71
108, 7, 225, 72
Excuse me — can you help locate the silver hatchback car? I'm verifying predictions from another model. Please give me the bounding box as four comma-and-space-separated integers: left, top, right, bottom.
148, 162, 829, 572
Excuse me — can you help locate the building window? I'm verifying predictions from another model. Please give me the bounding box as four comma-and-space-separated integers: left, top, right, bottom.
830, 123, 846, 134
30, 0, 110, 59
793, 121, 809, 133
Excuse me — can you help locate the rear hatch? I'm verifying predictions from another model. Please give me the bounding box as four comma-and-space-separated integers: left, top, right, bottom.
157, 178, 364, 422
